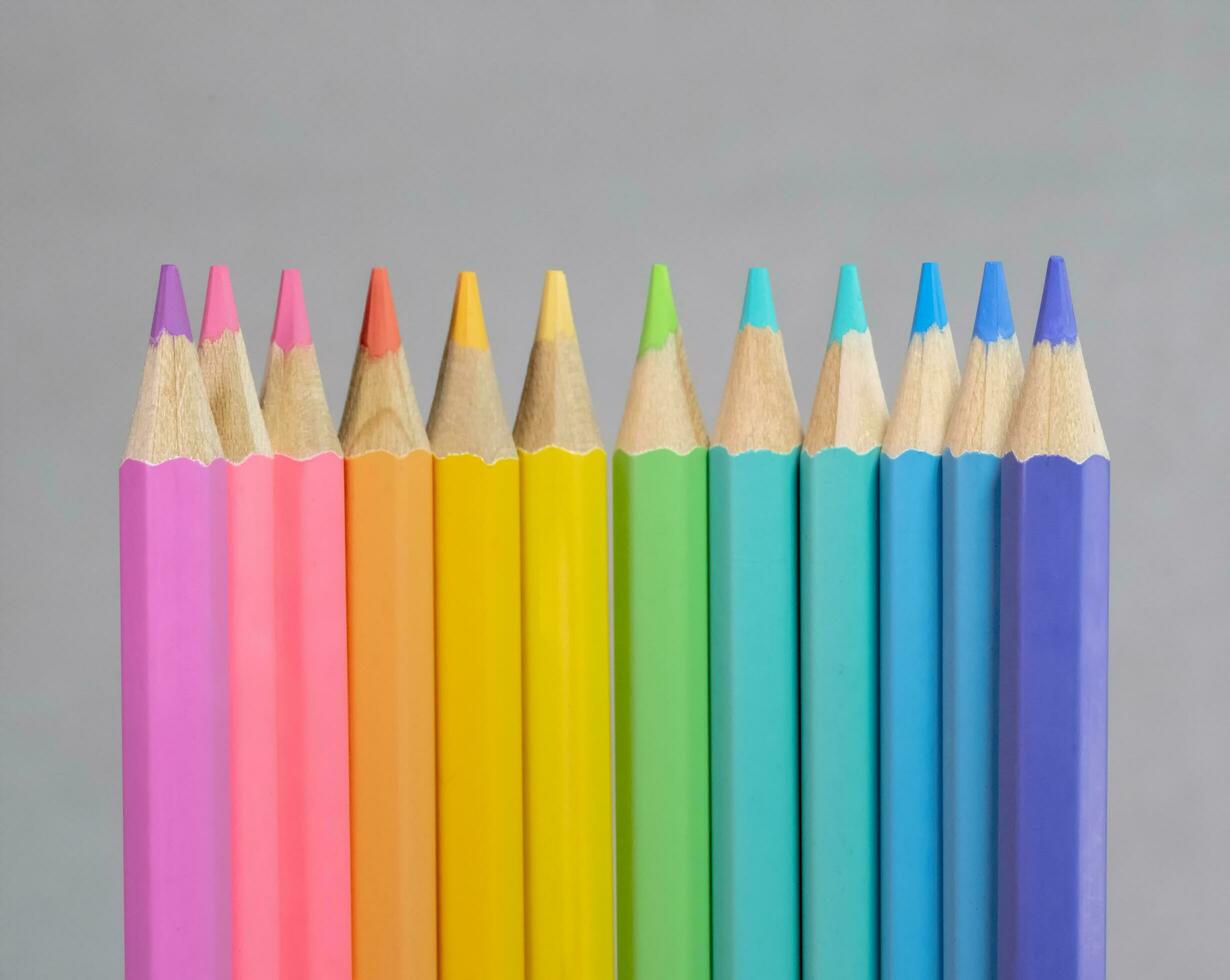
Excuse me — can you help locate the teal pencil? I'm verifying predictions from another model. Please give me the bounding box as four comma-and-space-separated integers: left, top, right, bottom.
709, 268, 802, 979
880, 263, 960, 980
800, 265, 889, 980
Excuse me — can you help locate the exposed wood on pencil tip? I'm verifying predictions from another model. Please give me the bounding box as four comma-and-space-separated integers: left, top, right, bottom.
199, 328, 273, 461
804, 328, 888, 456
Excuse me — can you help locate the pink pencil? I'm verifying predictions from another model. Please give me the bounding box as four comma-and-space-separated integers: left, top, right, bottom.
260, 269, 352, 978
197, 266, 279, 979
120, 265, 230, 978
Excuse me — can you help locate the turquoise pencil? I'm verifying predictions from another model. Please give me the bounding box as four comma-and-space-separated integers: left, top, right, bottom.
800, 264, 889, 980
710, 268, 802, 979
880, 262, 960, 980
941, 262, 1023, 980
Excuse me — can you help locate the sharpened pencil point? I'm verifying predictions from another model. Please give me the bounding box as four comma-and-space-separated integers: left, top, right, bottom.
638, 263, 680, 355
200, 265, 239, 342
359, 267, 401, 356
912, 262, 948, 334
740, 267, 779, 332
1034, 255, 1078, 345
535, 270, 576, 342
448, 271, 490, 350
829, 264, 868, 343
150, 264, 192, 343
972, 261, 1015, 342
272, 269, 313, 350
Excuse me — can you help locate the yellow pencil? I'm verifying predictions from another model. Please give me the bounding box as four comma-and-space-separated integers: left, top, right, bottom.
428, 271, 524, 980
514, 271, 613, 979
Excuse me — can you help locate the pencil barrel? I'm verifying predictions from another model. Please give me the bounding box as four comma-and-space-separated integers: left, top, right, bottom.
709, 447, 801, 979
119, 458, 231, 980
998, 455, 1109, 980
613, 448, 710, 980
800, 447, 879, 980
880, 449, 942, 980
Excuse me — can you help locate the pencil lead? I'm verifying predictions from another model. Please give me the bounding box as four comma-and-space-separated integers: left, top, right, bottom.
200, 265, 239, 342
828, 264, 868, 344
150, 264, 192, 343
1034, 255, 1077, 345
911, 261, 948, 334
359, 267, 401, 356
740, 266, 779, 332
271, 269, 313, 350
638, 263, 680, 355
972, 261, 1015, 342
448, 271, 490, 350
535, 270, 576, 342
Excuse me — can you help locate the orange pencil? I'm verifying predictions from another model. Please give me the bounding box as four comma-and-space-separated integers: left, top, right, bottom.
340, 269, 436, 977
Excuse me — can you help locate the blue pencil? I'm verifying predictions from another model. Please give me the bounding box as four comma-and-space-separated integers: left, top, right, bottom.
941, 262, 1023, 979
710, 268, 802, 979
880, 262, 961, 980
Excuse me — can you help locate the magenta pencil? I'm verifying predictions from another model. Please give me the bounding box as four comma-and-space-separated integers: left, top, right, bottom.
120, 265, 230, 979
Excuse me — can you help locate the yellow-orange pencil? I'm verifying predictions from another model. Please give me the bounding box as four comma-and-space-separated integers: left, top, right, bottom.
339, 269, 436, 978
428, 271, 524, 980
514, 271, 613, 979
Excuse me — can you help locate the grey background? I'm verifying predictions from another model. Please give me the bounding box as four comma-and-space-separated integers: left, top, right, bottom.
2, 1, 1227, 976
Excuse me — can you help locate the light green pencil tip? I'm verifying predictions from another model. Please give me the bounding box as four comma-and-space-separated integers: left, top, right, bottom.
638, 263, 680, 355
828, 264, 868, 344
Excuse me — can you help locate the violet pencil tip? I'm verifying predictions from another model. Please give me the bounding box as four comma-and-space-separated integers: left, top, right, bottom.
150, 264, 192, 344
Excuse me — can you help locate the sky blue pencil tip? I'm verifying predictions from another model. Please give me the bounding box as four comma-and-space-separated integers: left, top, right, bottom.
911, 261, 948, 334
1034, 255, 1078, 345
972, 261, 1015, 342
740, 266, 779, 331
829, 264, 868, 343
149, 264, 193, 343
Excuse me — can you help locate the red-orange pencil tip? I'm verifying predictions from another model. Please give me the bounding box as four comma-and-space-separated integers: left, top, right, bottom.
271, 269, 312, 351
359, 267, 401, 356
200, 265, 240, 342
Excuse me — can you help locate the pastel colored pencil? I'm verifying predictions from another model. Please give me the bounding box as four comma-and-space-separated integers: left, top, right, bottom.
998, 256, 1108, 980
197, 265, 279, 980
800, 264, 888, 980
709, 268, 802, 979
941, 261, 1023, 980
120, 265, 229, 979
260, 269, 352, 979
428, 272, 524, 979
613, 265, 711, 980
339, 269, 436, 978
880, 262, 960, 980
515, 270, 613, 979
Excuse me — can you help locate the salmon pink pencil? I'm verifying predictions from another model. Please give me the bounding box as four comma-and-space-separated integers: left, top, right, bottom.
261, 269, 352, 979
120, 265, 229, 979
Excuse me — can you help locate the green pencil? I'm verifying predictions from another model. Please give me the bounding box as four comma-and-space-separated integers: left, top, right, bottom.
613, 264, 710, 980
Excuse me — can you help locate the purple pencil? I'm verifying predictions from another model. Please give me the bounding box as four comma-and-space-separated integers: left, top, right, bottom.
998, 256, 1109, 980
120, 265, 231, 979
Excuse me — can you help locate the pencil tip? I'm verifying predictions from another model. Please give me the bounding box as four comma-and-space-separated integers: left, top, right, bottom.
638, 263, 680, 355
740, 267, 779, 332
911, 262, 948, 334
1034, 255, 1078, 345
829, 264, 868, 343
150, 264, 192, 343
535, 270, 576, 342
271, 269, 312, 350
359, 267, 401, 355
972, 261, 1015, 342
449, 271, 489, 350
200, 265, 239, 342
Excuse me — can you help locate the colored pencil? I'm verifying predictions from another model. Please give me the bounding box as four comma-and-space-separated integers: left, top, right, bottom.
515, 270, 613, 979
709, 267, 802, 979
613, 264, 711, 980
197, 265, 278, 980
339, 269, 436, 978
428, 271, 524, 979
120, 264, 229, 979
999, 256, 1108, 980
800, 264, 888, 980
260, 269, 352, 979
880, 262, 960, 980
941, 261, 1023, 980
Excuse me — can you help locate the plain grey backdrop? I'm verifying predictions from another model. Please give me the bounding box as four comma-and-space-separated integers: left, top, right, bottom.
2, 1, 1227, 976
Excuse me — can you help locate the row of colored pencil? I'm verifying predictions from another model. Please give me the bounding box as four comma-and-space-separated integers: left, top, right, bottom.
119, 256, 1108, 980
